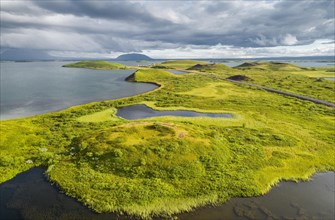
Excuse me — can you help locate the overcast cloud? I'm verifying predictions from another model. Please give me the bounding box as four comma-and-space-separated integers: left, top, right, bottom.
0, 0, 334, 58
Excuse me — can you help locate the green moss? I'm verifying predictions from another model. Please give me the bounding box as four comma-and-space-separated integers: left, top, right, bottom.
235, 61, 303, 71
63, 60, 129, 70
1, 61, 334, 218
198, 62, 334, 103
153, 60, 208, 69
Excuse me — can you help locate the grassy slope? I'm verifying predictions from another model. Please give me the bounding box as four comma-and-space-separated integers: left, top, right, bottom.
152, 60, 209, 70
63, 60, 130, 70
194, 62, 335, 103
1, 61, 334, 219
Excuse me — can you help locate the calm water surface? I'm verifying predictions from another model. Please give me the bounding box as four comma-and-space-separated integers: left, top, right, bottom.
116, 104, 233, 120
166, 69, 188, 74
0, 62, 157, 120
0, 168, 333, 220
1, 61, 334, 219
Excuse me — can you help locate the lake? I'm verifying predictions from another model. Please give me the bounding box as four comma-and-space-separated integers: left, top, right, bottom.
1, 61, 334, 219
116, 104, 233, 120
166, 69, 188, 74
1, 168, 333, 220
0, 62, 157, 120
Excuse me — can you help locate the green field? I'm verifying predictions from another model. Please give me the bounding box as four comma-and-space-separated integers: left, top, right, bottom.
1, 60, 334, 219
63, 60, 130, 70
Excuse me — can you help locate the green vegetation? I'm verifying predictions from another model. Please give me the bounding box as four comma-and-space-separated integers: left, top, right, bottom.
235, 61, 304, 71
63, 60, 129, 70
152, 60, 208, 69
1, 60, 334, 219
187, 63, 232, 72
192, 62, 334, 103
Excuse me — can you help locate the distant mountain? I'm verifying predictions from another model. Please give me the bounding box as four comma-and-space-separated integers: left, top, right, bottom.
115, 53, 153, 61
0, 48, 56, 61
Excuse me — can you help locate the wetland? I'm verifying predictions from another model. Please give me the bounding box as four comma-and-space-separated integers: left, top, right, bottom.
0, 60, 334, 219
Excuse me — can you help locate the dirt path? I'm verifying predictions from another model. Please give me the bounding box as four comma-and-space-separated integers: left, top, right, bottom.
202, 73, 335, 108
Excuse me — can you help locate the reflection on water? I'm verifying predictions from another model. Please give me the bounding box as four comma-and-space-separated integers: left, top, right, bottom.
0, 62, 157, 120
178, 172, 335, 220
1, 168, 333, 220
0, 168, 128, 220
116, 104, 233, 120
166, 69, 188, 74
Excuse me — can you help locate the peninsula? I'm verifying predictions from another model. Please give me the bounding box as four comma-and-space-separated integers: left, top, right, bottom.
1, 60, 334, 219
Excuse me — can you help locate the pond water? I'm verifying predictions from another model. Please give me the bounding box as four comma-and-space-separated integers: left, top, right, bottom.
0, 62, 157, 120
116, 104, 233, 120
324, 77, 335, 81
166, 69, 188, 74
1, 168, 333, 220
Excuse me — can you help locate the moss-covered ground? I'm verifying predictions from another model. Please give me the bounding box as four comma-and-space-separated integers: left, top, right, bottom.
63, 60, 130, 70
1, 60, 334, 219
184, 61, 334, 103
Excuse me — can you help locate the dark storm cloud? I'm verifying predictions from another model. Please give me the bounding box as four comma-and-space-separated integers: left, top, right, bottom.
32, 0, 172, 26
0, 0, 334, 57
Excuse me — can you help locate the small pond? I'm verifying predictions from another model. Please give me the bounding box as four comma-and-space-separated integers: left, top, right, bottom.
324, 77, 335, 81
166, 69, 188, 74
116, 104, 233, 120
1, 168, 333, 220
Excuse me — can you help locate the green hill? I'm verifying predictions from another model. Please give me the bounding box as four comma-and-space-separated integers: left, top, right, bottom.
63, 60, 129, 70
235, 62, 303, 71
154, 60, 208, 69
187, 63, 232, 72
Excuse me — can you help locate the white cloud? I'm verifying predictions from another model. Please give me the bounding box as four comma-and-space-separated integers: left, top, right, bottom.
281, 34, 298, 46
1, 29, 103, 52
0, 0, 334, 59
141, 39, 334, 59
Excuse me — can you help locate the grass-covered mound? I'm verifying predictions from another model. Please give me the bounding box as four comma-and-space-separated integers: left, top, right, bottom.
63, 60, 129, 70
154, 60, 208, 69
195, 62, 334, 103
235, 62, 303, 71
187, 63, 232, 72
1, 61, 334, 219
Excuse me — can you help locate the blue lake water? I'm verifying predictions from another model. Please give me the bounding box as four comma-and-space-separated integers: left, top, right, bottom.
0, 62, 157, 120
166, 69, 188, 74
0, 60, 334, 219
116, 104, 232, 120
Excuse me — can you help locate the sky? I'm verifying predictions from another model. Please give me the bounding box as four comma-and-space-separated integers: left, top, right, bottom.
1, 0, 334, 59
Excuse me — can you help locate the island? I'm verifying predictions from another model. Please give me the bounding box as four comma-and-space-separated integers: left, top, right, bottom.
1, 60, 334, 219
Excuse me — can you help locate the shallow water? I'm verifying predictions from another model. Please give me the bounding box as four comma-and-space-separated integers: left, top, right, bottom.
1, 168, 333, 220
0, 62, 157, 120
166, 69, 188, 74
324, 77, 335, 81
116, 104, 233, 120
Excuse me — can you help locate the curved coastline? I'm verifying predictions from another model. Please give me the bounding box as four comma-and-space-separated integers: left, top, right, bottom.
0, 67, 160, 121
1, 168, 333, 220
1, 60, 334, 219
